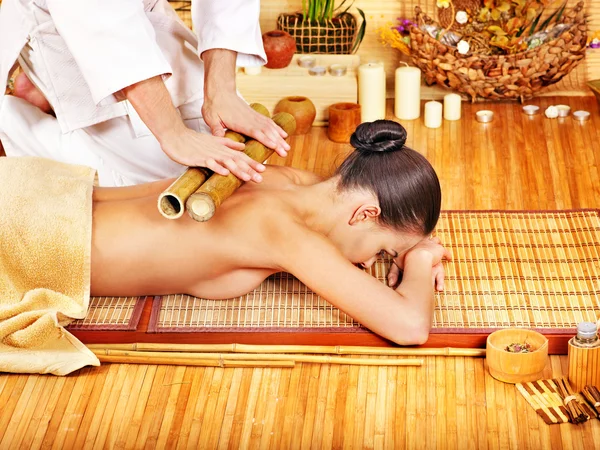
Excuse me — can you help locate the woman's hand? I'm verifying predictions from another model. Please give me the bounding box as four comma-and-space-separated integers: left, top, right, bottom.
387, 236, 452, 291
160, 126, 265, 182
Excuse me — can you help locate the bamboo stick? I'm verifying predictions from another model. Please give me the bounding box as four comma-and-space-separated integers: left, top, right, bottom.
91, 349, 423, 366
186, 111, 297, 222
157, 102, 269, 219
86, 342, 486, 357
157, 131, 245, 219
96, 354, 295, 368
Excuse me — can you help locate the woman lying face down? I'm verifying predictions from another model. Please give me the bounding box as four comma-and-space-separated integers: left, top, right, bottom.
90, 120, 452, 345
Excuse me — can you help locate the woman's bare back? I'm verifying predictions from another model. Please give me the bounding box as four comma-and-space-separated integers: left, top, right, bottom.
90, 166, 322, 298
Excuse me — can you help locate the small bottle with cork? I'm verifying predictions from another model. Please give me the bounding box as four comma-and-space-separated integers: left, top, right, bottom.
568, 321, 600, 392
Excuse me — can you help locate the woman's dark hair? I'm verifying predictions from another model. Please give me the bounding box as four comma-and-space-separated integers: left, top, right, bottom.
336, 120, 441, 235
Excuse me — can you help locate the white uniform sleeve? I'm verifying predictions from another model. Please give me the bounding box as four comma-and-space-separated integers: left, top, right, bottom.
47, 0, 173, 106
192, 0, 267, 67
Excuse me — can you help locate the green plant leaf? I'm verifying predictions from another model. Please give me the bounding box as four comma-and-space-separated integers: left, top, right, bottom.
334, 0, 351, 14
528, 9, 544, 35
351, 7, 367, 54
339, 0, 355, 16
538, 1, 566, 31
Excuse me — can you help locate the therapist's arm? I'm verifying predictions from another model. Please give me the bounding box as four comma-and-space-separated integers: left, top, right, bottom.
123, 76, 265, 182
201, 49, 290, 157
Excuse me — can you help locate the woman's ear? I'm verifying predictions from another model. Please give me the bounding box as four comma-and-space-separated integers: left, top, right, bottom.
349, 204, 381, 226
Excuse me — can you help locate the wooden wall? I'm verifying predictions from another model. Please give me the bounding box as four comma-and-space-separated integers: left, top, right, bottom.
258, 0, 600, 97
172, 0, 600, 97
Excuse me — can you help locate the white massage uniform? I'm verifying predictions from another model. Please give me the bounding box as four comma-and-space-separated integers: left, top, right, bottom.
0, 0, 266, 186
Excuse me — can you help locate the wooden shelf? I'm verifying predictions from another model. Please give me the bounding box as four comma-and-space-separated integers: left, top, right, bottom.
237, 54, 360, 126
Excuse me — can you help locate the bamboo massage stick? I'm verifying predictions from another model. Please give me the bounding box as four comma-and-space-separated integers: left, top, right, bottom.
156, 102, 270, 219
157, 131, 244, 219
186, 111, 297, 222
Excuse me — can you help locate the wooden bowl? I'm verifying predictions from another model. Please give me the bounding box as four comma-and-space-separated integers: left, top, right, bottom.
486, 329, 548, 384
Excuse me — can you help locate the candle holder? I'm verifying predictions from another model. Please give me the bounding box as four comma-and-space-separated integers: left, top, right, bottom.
476, 110, 494, 123
308, 66, 326, 76
556, 105, 571, 117
328, 64, 347, 77
573, 110, 591, 122
522, 105, 539, 116
298, 56, 317, 68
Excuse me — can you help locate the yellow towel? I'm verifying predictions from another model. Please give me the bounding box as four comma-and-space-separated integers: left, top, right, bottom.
0, 157, 99, 375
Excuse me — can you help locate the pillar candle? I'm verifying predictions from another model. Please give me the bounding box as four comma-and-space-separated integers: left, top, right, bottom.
394, 66, 421, 120
443, 93, 462, 121
424, 101, 442, 129
358, 63, 386, 123
244, 66, 262, 75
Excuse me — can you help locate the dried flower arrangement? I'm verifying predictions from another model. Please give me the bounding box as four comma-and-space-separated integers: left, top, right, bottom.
378, 0, 588, 101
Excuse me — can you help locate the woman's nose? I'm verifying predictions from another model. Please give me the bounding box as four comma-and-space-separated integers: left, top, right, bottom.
361, 256, 377, 269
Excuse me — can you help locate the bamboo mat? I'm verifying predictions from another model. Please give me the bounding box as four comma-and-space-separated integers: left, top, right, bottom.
148, 210, 600, 334
66, 296, 146, 331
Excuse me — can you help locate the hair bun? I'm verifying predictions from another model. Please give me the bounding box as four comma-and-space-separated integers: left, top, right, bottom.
350, 120, 407, 153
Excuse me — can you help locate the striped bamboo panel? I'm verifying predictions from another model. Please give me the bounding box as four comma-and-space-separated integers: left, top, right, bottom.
66, 296, 146, 331
516, 379, 571, 424
150, 210, 600, 333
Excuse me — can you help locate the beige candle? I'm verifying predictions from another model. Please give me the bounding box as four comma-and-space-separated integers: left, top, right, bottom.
424, 101, 442, 128
443, 93, 461, 121
244, 66, 262, 75
358, 62, 386, 122
394, 65, 421, 120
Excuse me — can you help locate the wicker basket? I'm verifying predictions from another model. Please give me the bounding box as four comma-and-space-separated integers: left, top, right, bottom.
277, 12, 357, 54
409, 2, 588, 101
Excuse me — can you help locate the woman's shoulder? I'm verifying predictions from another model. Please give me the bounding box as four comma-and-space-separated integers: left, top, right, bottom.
263, 165, 323, 186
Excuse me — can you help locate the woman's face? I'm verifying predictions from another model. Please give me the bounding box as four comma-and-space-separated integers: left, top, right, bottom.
337, 222, 425, 268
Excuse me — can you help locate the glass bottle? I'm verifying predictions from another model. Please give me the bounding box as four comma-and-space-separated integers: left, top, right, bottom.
569, 322, 600, 348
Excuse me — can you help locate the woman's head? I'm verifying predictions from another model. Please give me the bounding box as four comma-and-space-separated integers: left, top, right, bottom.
336, 120, 441, 235
331, 120, 441, 267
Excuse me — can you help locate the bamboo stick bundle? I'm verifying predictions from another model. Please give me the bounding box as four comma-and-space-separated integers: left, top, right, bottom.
186, 111, 296, 222
553, 377, 590, 423
157, 102, 269, 219
86, 342, 486, 357
90, 349, 423, 367
582, 385, 600, 417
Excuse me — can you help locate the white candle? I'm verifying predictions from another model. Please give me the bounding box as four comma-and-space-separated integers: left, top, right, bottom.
424, 101, 442, 129
244, 66, 262, 75
394, 66, 421, 120
358, 63, 386, 123
443, 93, 461, 121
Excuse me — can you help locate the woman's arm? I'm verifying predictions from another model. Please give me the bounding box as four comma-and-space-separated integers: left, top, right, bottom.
279, 227, 443, 346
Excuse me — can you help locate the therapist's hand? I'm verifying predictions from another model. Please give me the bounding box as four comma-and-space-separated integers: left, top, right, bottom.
202, 91, 290, 158
160, 126, 266, 182
202, 48, 290, 158
123, 75, 266, 182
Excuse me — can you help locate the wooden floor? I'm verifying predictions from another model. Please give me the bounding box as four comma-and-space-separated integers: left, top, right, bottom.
2, 97, 600, 448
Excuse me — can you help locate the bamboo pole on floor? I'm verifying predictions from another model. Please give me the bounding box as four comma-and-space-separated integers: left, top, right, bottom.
95, 355, 295, 368
90, 349, 424, 366
86, 343, 486, 357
